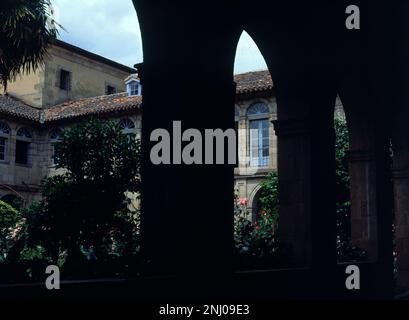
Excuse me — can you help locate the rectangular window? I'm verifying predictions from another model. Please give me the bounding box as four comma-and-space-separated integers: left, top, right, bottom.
249, 119, 269, 167
0, 138, 6, 161
15, 140, 30, 165
51, 145, 57, 165
130, 83, 139, 96
106, 85, 116, 95
235, 121, 239, 167
59, 69, 71, 91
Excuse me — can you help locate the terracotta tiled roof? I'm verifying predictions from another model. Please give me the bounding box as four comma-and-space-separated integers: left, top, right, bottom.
43, 93, 142, 122
1, 70, 272, 123
234, 70, 273, 94
0, 94, 40, 121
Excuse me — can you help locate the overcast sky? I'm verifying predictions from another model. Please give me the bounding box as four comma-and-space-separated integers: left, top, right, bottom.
52, 0, 267, 74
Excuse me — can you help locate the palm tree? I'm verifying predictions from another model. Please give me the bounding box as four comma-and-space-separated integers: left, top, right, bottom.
0, 0, 59, 92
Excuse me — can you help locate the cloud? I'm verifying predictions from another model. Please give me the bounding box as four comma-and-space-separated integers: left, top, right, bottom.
52, 1, 267, 74
53, 0, 142, 67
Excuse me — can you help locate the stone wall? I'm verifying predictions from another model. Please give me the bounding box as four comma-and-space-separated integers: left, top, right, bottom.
42, 46, 130, 107
0, 113, 141, 205
2, 44, 131, 109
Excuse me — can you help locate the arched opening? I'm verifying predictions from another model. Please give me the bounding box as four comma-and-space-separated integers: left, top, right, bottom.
333, 99, 368, 263
250, 185, 262, 221
1, 194, 23, 210
233, 31, 281, 270
336, 94, 377, 263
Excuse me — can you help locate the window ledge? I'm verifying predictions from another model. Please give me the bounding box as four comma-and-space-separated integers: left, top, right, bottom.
15, 163, 33, 168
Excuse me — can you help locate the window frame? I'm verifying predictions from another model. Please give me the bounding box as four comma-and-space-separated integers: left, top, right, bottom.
106, 84, 117, 95
15, 127, 33, 166
0, 137, 7, 162
59, 69, 72, 91
0, 121, 10, 162
119, 118, 136, 143
246, 102, 270, 168
127, 80, 141, 96
50, 128, 62, 166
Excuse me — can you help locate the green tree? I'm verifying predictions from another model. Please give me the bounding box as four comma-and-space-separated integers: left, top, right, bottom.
334, 117, 351, 246
0, 200, 21, 262
24, 119, 141, 264
0, 0, 59, 91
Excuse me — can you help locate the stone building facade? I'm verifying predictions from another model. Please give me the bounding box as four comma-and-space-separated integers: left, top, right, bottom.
1, 40, 135, 108
1, 46, 344, 219
233, 71, 345, 217
0, 40, 139, 207
0, 93, 142, 207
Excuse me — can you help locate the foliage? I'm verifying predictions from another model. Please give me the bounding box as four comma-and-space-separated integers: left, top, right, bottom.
0, 200, 22, 262
334, 117, 367, 262
0, 0, 60, 90
22, 119, 141, 265
234, 173, 280, 260
234, 197, 253, 255
334, 117, 351, 247
234, 118, 366, 264
256, 172, 279, 239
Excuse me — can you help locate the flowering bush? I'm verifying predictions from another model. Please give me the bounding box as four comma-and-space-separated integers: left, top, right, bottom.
234, 178, 280, 260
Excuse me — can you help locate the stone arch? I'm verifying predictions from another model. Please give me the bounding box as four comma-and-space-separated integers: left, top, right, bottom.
127, 0, 400, 298
248, 183, 263, 221
1, 193, 23, 209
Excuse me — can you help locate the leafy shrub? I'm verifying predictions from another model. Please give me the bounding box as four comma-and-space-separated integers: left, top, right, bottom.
0, 200, 22, 262
11, 119, 142, 275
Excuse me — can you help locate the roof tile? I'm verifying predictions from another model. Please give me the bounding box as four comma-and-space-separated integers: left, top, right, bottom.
1, 70, 272, 123
0, 95, 40, 121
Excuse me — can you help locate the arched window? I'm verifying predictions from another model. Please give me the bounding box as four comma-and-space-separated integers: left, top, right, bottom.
119, 118, 136, 142
247, 102, 269, 116
16, 127, 32, 165
247, 102, 270, 167
16, 127, 32, 139
50, 128, 62, 165
0, 121, 10, 162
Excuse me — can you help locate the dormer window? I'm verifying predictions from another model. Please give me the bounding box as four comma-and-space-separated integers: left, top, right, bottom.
129, 82, 140, 96
125, 74, 142, 97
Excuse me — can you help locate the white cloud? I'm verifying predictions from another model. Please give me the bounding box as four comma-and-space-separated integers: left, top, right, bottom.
52, 1, 267, 74
53, 0, 142, 67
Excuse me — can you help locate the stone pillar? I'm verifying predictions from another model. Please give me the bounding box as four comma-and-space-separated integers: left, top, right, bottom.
273, 118, 312, 266
392, 169, 409, 288
348, 149, 378, 260
391, 132, 409, 288
273, 111, 337, 273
